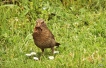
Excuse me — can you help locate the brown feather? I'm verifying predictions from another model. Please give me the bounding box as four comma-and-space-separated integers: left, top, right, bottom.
32, 19, 60, 54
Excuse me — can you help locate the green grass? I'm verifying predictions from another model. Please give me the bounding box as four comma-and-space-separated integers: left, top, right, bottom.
0, 0, 106, 68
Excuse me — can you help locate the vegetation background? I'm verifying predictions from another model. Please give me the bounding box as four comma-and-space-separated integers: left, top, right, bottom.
0, 0, 106, 68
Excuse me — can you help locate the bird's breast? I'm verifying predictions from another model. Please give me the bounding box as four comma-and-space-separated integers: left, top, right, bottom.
33, 29, 52, 48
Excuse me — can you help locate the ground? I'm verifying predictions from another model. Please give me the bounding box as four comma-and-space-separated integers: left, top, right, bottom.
0, 0, 106, 68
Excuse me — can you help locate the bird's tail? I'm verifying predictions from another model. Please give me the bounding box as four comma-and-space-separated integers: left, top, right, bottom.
55, 42, 60, 47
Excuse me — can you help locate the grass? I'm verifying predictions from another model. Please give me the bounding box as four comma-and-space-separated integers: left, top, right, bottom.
0, 0, 106, 68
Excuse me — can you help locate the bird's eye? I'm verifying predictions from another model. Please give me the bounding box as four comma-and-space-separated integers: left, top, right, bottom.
41, 21, 44, 24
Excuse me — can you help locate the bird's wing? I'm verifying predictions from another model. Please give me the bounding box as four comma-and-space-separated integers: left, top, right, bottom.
49, 30, 55, 40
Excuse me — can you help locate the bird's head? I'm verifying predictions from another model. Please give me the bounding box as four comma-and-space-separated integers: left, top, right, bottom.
35, 19, 46, 28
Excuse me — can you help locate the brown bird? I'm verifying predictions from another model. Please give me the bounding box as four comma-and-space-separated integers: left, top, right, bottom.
32, 19, 60, 55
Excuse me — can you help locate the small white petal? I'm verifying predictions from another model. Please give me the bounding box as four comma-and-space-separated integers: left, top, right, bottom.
26, 54, 32, 57
30, 52, 36, 55
43, 7, 47, 10
33, 57, 39, 60
54, 51, 59, 54
48, 56, 54, 60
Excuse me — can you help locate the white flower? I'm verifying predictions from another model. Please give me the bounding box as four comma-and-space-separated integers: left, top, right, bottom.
26, 54, 32, 57
26, 52, 36, 57
54, 51, 59, 54
43, 7, 47, 10
48, 56, 54, 60
33, 57, 39, 60
30, 52, 36, 56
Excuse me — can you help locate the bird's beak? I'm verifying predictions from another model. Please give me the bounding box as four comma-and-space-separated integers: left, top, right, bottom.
36, 23, 41, 27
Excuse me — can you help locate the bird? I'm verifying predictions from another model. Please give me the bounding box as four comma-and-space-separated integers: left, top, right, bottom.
32, 19, 60, 55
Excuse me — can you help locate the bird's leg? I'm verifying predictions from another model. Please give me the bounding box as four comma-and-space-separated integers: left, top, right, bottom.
39, 48, 44, 60
51, 47, 54, 55
41, 48, 44, 55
